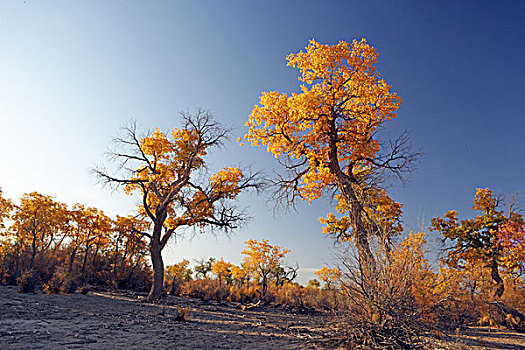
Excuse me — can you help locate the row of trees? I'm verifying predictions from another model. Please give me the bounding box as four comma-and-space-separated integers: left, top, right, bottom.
166, 239, 298, 302
162, 239, 348, 311
0, 190, 150, 291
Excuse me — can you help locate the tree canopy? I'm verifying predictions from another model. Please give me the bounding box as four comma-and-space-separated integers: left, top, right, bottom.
243, 39, 419, 267
431, 188, 525, 298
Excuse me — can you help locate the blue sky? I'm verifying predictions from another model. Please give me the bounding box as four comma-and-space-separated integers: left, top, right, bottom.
1, 1, 524, 284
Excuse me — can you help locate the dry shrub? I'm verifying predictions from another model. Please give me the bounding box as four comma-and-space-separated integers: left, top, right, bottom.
168, 276, 184, 296
0, 242, 20, 285
43, 269, 78, 294
226, 284, 257, 304
267, 283, 332, 313
174, 307, 191, 321
270, 283, 299, 307
178, 279, 230, 302
18, 270, 40, 293
171, 276, 333, 313
332, 234, 435, 349
502, 280, 525, 313
117, 264, 151, 292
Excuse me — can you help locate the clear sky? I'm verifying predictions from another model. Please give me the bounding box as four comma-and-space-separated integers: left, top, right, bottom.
1, 1, 524, 284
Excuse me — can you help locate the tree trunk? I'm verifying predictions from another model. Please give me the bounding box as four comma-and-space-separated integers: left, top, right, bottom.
260, 274, 268, 301
68, 248, 77, 273
92, 244, 100, 268
490, 255, 504, 298
327, 119, 376, 271
30, 231, 37, 268
342, 185, 376, 271
148, 240, 165, 300
81, 247, 89, 276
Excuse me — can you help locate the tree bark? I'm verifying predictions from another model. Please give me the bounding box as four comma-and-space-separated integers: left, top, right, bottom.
147, 207, 168, 300
30, 231, 37, 268
68, 248, 77, 274
148, 240, 165, 300
490, 255, 504, 298
81, 247, 89, 276
329, 162, 376, 271
327, 118, 376, 271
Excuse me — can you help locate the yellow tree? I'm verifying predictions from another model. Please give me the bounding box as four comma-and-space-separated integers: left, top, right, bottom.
86, 210, 112, 277
11, 192, 68, 269
315, 267, 342, 290
431, 188, 525, 298
212, 257, 233, 284
166, 259, 192, 281
66, 204, 112, 277
166, 259, 192, 295
109, 215, 150, 287
230, 264, 249, 286
243, 39, 419, 268
95, 110, 261, 300
0, 189, 13, 232
194, 257, 215, 279
241, 238, 290, 300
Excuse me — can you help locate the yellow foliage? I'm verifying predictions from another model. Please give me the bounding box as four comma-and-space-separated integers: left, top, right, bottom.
243, 39, 401, 203
210, 167, 244, 199
0, 190, 13, 231
122, 127, 247, 231
11, 192, 68, 258
472, 187, 497, 212
212, 257, 233, 283
319, 189, 403, 242
431, 188, 525, 299
123, 127, 207, 197
166, 259, 191, 281
241, 239, 290, 283
315, 267, 341, 289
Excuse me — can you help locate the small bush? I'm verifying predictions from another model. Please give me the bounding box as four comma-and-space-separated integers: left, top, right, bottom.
43, 270, 79, 294
174, 307, 191, 321
18, 270, 40, 293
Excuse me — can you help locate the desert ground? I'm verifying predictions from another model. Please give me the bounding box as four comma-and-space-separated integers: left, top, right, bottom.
0, 285, 325, 349
1, 285, 525, 349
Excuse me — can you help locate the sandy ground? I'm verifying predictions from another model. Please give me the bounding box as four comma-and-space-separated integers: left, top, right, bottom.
438, 327, 525, 350
0, 285, 326, 349
2, 285, 525, 349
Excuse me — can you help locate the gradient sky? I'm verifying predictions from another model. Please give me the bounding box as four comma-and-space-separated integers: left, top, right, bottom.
1, 1, 524, 284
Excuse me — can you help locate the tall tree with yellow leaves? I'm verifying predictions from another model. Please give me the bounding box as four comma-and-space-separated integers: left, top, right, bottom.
95, 110, 261, 300
242, 39, 419, 269
66, 204, 111, 276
